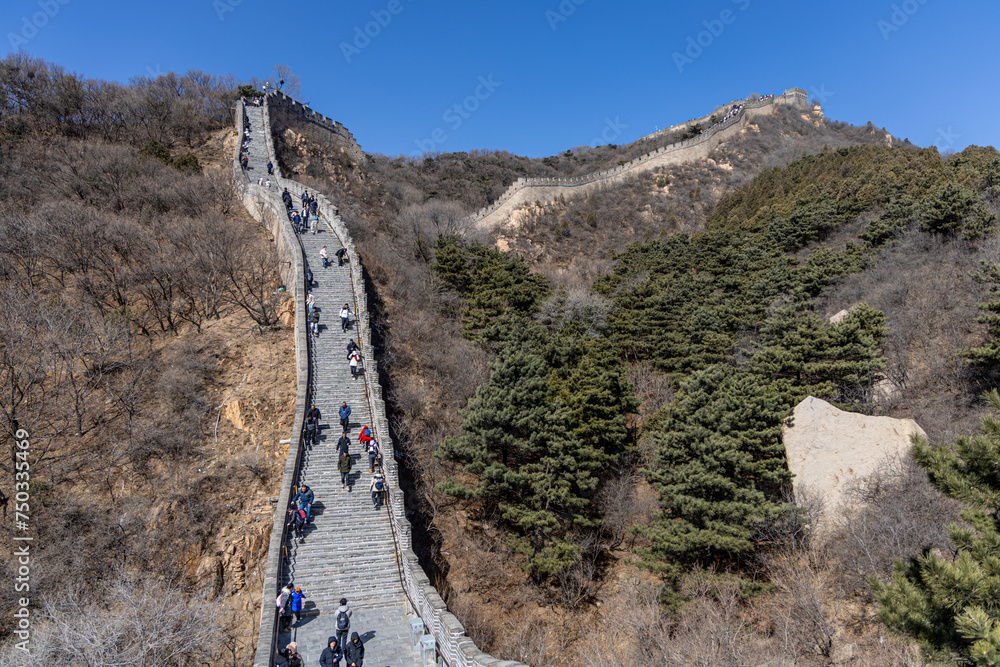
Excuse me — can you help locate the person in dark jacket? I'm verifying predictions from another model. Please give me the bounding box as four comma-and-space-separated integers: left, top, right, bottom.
320, 639, 342, 667
286, 504, 306, 539
339, 402, 351, 433
338, 451, 352, 490
292, 484, 314, 522
304, 417, 317, 448
306, 404, 322, 425
344, 632, 364, 667
279, 641, 302, 667
346, 339, 359, 357
337, 433, 350, 457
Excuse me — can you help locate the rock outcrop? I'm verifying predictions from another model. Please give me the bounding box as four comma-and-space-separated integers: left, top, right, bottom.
783, 396, 925, 519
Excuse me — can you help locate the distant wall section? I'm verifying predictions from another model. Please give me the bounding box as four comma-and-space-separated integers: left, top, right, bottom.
472, 87, 809, 229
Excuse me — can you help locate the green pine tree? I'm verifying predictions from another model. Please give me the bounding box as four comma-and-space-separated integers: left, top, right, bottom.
637, 365, 794, 580
437, 347, 610, 576
964, 262, 1000, 368
920, 182, 994, 238
754, 300, 886, 402
430, 238, 549, 338
872, 390, 1000, 664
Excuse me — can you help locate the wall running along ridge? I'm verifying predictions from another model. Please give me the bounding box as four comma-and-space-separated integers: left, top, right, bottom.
233, 101, 315, 667
471, 87, 810, 229
242, 94, 529, 667
243, 87, 807, 666
267, 91, 367, 164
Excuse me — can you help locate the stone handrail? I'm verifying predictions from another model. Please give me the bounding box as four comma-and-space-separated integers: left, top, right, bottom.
251, 95, 527, 667
470, 88, 806, 228
234, 102, 315, 667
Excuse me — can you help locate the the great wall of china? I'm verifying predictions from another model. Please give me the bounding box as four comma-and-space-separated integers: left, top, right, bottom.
237, 86, 807, 667
267, 90, 368, 164
471, 87, 810, 228
236, 94, 529, 667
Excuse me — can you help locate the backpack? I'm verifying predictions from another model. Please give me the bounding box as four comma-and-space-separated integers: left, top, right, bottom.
275, 594, 283, 609
374, 477, 384, 491
337, 610, 349, 631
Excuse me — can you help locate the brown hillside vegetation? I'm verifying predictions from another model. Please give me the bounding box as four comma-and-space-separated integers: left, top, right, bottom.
5, 53, 998, 665
0, 57, 294, 666
498, 106, 904, 288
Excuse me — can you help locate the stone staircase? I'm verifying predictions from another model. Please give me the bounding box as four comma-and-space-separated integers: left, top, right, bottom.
242, 104, 422, 667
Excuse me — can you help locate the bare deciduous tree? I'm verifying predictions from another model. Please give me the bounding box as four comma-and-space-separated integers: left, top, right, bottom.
272, 65, 301, 98
0, 570, 223, 666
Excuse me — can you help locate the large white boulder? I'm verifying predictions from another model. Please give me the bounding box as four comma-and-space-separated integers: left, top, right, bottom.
783, 396, 926, 517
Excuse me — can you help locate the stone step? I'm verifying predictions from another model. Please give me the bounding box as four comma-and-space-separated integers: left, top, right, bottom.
242, 102, 422, 666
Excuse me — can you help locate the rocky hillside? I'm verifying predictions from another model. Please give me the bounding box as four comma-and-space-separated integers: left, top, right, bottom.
0, 56, 294, 666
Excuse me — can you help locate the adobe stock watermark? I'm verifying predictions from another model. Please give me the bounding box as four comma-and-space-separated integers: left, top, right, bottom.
810, 84, 834, 105
546, 0, 586, 31
673, 0, 751, 74
415, 75, 502, 154
878, 0, 929, 40
935, 126, 960, 151
7, 0, 71, 50
214, 0, 243, 21
12, 429, 32, 654
591, 117, 628, 147
341, 0, 410, 64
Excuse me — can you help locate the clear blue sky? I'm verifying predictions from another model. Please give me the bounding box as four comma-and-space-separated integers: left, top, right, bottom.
3, 0, 997, 157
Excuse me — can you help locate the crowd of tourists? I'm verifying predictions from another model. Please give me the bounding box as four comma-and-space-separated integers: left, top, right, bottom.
242, 99, 389, 667
275, 592, 365, 666
722, 103, 744, 123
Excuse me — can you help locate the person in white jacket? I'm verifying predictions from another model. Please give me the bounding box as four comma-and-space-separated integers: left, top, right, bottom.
369, 473, 384, 510
340, 304, 352, 332
349, 350, 360, 379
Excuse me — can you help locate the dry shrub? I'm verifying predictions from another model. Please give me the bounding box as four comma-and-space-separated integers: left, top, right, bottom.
583, 576, 772, 667
827, 453, 962, 596
0, 568, 227, 667
817, 232, 988, 442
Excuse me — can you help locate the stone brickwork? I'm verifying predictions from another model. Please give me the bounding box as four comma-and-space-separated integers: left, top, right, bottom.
240, 86, 809, 666
472, 87, 810, 229
238, 97, 527, 667
266, 91, 367, 164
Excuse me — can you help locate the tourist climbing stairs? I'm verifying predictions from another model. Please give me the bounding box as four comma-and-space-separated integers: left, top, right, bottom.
243, 103, 421, 667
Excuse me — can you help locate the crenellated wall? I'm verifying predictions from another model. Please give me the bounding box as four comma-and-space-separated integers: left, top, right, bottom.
248, 96, 529, 667
472, 87, 809, 229
266, 91, 367, 164
245, 86, 809, 666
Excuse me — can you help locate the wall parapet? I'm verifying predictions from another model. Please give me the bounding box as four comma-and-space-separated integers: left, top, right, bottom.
234, 103, 314, 667
250, 96, 526, 667
266, 91, 366, 164
471, 88, 806, 228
